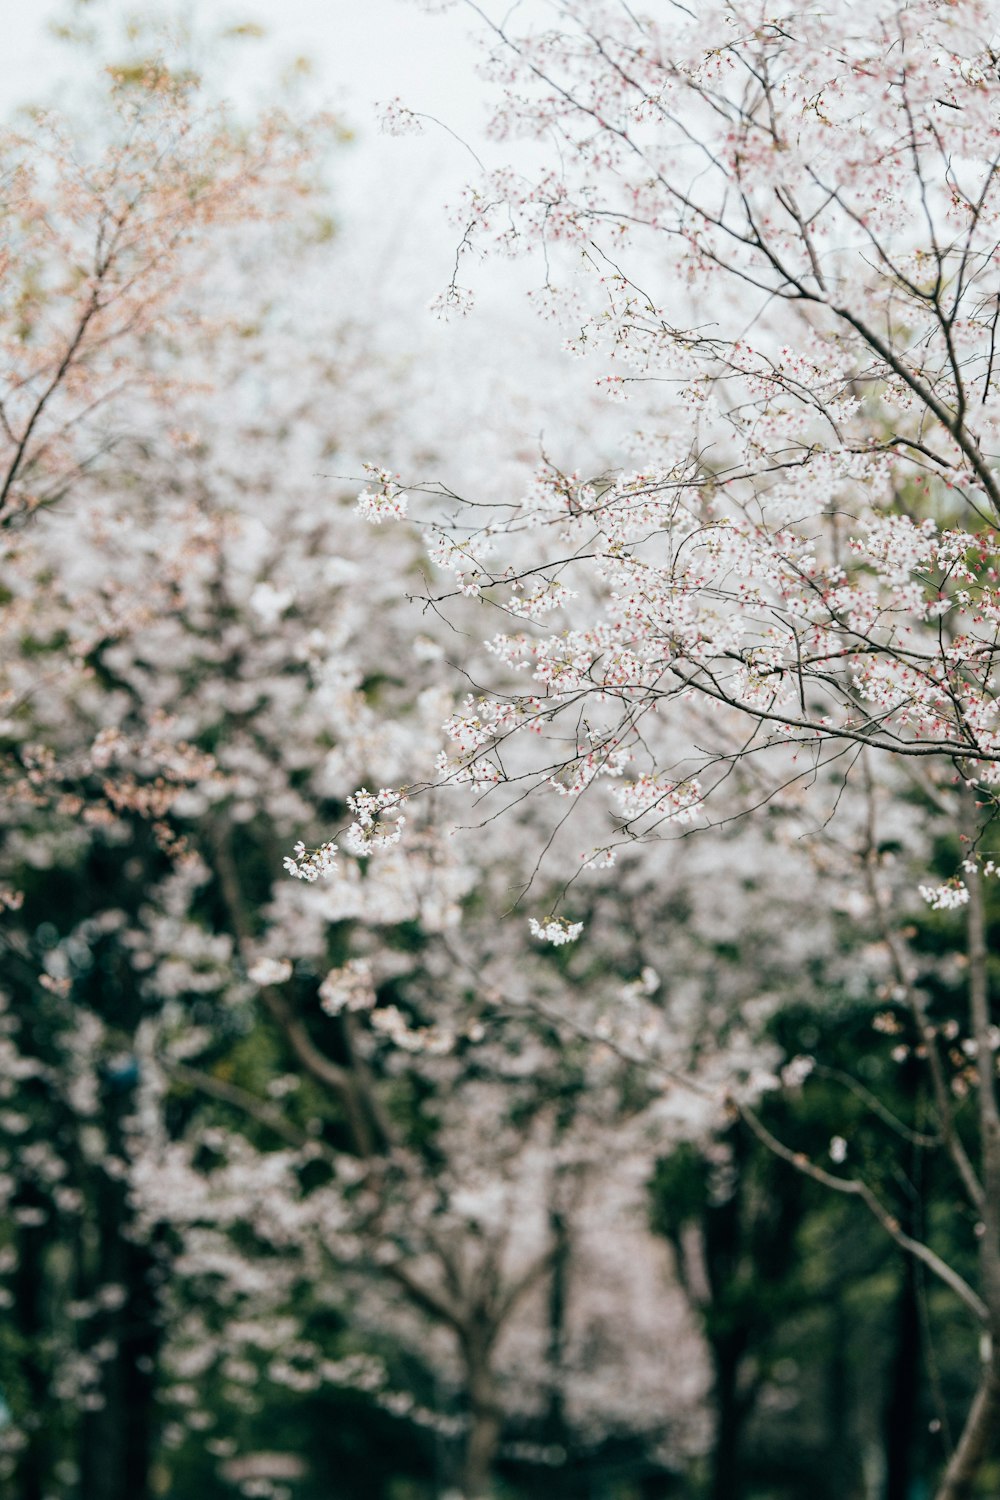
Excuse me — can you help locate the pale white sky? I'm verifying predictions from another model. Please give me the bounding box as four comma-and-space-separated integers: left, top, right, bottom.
213, 0, 496, 228
2, 0, 485, 112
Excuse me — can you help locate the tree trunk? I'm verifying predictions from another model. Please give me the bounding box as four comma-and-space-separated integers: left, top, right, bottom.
464, 1401, 502, 1500
79, 1158, 126, 1500
12, 1188, 48, 1500
884, 1095, 924, 1500
79, 1080, 159, 1500
938, 808, 1000, 1499
824, 1299, 859, 1500
543, 1204, 569, 1445
933, 1346, 1000, 1500
120, 1235, 161, 1500
460, 1331, 501, 1499
703, 1136, 751, 1500
883, 1253, 921, 1500
709, 1341, 746, 1500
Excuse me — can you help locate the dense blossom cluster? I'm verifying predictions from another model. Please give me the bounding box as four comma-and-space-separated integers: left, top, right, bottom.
0, 35, 744, 1496
347, 0, 1000, 904
339, 5, 1000, 1494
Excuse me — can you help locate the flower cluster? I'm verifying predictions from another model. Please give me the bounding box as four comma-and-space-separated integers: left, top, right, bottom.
247, 957, 294, 986
377, 98, 425, 136
615, 776, 703, 828
369, 1004, 453, 1055
283, 840, 339, 882
528, 916, 584, 946
343, 787, 407, 856
318, 959, 376, 1017
918, 882, 971, 911
355, 465, 409, 524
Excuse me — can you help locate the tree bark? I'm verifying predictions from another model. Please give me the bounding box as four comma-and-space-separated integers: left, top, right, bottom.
120, 1235, 161, 1500
460, 1330, 501, 1499
824, 1298, 859, 1500
883, 1254, 921, 1500
709, 1344, 746, 1500
934, 796, 1000, 1499
543, 1204, 569, 1444
933, 1348, 1000, 1500
12, 1187, 47, 1500
463, 1400, 502, 1500
884, 1075, 924, 1500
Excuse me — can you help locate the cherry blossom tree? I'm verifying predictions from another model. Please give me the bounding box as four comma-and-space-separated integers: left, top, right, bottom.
0, 36, 724, 1500
0, 33, 340, 1499
343, 2, 1000, 1493
14, 7, 1000, 1496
